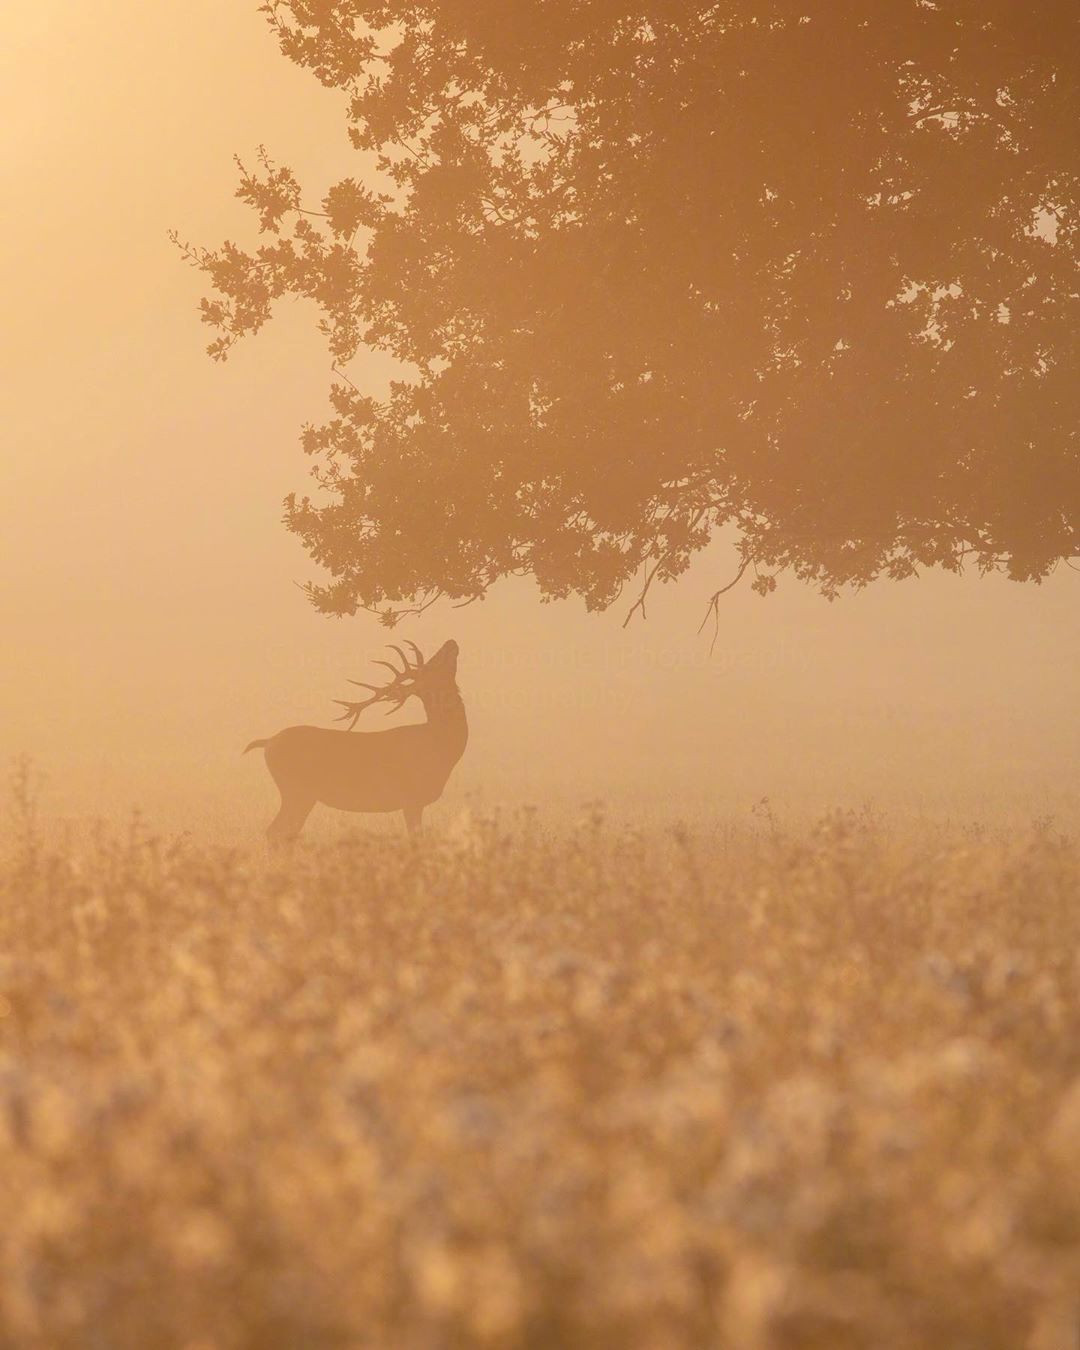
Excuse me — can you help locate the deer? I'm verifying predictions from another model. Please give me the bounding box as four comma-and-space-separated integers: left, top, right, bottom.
244, 639, 467, 844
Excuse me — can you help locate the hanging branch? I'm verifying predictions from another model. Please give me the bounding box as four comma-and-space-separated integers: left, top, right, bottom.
698, 557, 753, 654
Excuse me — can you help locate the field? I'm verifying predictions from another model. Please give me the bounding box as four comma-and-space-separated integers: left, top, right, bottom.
1, 781, 1078, 1349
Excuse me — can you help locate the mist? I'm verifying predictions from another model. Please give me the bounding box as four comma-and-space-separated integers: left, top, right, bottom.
3, 2, 1076, 839
4, 8, 1080, 1348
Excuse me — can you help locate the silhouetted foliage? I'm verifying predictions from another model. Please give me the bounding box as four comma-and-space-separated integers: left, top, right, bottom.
177, 2, 1079, 621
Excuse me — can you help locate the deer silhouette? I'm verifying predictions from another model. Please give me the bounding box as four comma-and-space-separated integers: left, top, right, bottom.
245, 640, 467, 843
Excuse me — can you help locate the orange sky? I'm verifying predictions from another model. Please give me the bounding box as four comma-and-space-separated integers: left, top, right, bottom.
2, 2, 1077, 834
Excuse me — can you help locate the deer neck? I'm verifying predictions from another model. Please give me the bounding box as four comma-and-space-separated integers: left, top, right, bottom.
419, 686, 468, 758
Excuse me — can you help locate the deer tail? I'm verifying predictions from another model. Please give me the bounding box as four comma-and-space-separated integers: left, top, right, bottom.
243, 738, 269, 755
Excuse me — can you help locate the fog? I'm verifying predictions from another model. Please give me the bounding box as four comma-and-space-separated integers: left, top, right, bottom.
3, 1, 1077, 836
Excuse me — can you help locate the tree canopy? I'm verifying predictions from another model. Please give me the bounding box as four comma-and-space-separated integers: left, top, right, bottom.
177, 0, 1079, 623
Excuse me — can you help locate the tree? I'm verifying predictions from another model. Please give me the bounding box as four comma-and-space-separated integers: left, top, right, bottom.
175, 0, 1079, 626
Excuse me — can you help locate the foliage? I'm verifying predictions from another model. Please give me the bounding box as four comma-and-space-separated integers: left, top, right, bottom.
3, 807, 1080, 1346
177, 2, 1079, 620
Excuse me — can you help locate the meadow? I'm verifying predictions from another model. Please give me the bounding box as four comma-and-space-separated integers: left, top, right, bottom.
1, 773, 1078, 1349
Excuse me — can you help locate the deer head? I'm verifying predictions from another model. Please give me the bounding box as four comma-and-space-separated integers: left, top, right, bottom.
334, 640, 459, 729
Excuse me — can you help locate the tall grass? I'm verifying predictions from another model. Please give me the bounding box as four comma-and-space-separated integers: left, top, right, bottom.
1, 789, 1077, 1348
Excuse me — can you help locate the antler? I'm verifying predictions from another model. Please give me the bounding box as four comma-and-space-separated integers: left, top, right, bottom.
334, 643, 427, 730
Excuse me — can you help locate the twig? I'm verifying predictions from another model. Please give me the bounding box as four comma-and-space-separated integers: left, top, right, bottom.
698, 557, 752, 654
622, 506, 709, 629
622, 555, 664, 629
331, 362, 360, 392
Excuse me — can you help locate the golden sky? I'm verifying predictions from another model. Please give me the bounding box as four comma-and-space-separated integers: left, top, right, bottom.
2, 2, 1077, 833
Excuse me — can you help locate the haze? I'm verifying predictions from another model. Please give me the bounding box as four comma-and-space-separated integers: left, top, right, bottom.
2, 2, 1077, 835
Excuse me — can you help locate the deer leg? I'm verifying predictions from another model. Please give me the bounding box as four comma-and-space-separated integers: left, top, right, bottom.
267, 794, 316, 848
403, 805, 424, 838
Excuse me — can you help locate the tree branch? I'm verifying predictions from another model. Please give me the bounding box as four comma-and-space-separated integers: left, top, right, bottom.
331, 362, 360, 392
698, 557, 752, 654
